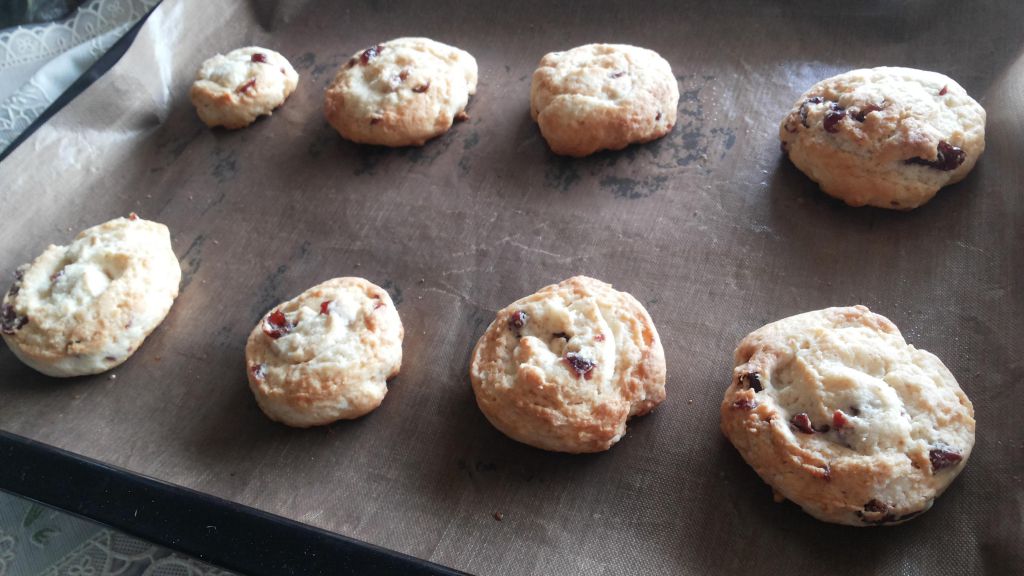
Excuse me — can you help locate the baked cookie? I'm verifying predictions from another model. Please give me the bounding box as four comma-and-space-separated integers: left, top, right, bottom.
530, 44, 678, 157
190, 46, 299, 129
780, 67, 986, 209
721, 306, 975, 526
245, 277, 403, 427
1, 214, 181, 377
323, 37, 477, 147
470, 276, 666, 453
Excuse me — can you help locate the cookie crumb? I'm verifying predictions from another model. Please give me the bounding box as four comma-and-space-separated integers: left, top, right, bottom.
493, 511, 504, 521
109, 374, 117, 380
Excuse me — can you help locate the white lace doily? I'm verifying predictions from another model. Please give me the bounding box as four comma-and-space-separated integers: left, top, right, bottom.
0, 490, 234, 576
0, 0, 159, 151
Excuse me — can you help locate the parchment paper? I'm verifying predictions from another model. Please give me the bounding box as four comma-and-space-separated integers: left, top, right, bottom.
1, 1, 1021, 574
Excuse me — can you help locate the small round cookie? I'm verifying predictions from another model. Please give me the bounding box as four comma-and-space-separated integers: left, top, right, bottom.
323, 37, 477, 147
530, 44, 679, 157
2, 214, 181, 377
780, 67, 986, 209
720, 306, 975, 526
470, 276, 666, 453
245, 277, 403, 427
190, 46, 299, 129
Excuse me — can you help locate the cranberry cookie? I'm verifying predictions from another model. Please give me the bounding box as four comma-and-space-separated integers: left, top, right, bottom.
780, 67, 986, 209
721, 306, 975, 525
190, 47, 299, 129
530, 44, 678, 157
470, 276, 666, 453
245, 277, 403, 427
324, 37, 477, 147
2, 214, 181, 377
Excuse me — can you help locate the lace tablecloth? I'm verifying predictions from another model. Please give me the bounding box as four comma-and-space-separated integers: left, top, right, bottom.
0, 491, 234, 576
0, 2, 235, 574
0, 0, 158, 150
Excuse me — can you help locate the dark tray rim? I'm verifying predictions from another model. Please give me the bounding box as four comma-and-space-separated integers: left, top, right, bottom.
0, 5, 462, 575
0, 431, 464, 576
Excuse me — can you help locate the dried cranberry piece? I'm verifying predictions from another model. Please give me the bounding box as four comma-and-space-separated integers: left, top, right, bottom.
790, 413, 814, 434
412, 82, 430, 93
797, 96, 825, 128
823, 103, 846, 133
939, 85, 948, 96
262, 310, 292, 339
360, 44, 383, 64
731, 398, 758, 410
320, 301, 331, 315
906, 141, 966, 171
507, 310, 527, 331
852, 104, 882, 122
655, 111, 662, 121
739, 372, 763, 392
832, 409, 849, 429
8, 269, 24, 297
594, 333, 605, 342
399, 69, 410, 81
0, 304, 28, 334
864, 499, 888, 513
857, 499, 897, 523
564, 352, 595, 379
251, 53, 268, 64
251, 363, 266, 379
128, 212, 138, 221
929, 446, 963, 471
237, 79, 257, 94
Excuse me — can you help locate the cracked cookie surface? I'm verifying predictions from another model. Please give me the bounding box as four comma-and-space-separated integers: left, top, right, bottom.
190, 46, 299, 129
245, 277, 403, 427
530, 43, 679, 157
470, 276, 666, 453
324, 37, 477, 147
721, 305, 975, 525
780, 67, 986, 209
2, 215, 181, 377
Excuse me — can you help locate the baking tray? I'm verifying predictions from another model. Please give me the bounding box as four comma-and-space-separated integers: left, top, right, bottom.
1, 1, 1021, 574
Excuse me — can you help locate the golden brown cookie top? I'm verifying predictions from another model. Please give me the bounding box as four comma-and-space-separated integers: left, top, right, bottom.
721, 305, 975, 525
471, 276, 666, 453
780, 67, 986, 209
245, 277, 403, 427
324, 37, 477, 147
530, 44, 678, 157
190, 46, 299, 129
2, 215, 181, 377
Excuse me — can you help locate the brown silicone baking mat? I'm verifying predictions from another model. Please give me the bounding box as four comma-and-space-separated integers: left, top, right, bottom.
1, 0, 1021, 573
